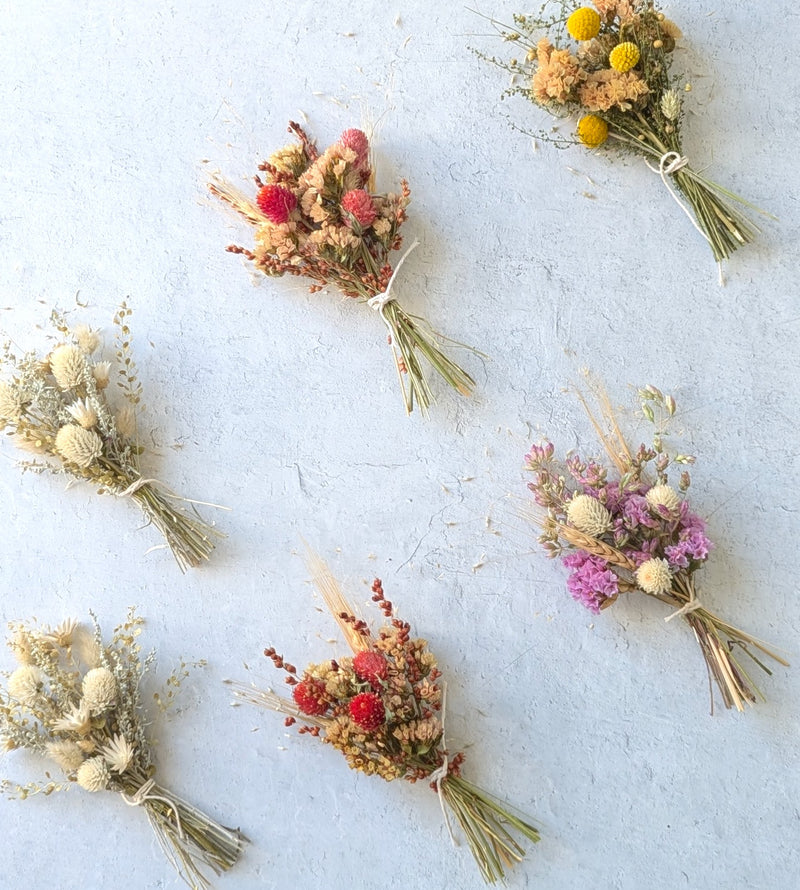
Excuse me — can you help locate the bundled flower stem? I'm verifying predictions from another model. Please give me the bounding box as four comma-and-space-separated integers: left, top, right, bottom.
0, 304, 222, 570
479, 2, 765, 262
524, 383, 788, 712
210, 122, 475, 415
227, 553, 539, 883
0, 610, 246, 889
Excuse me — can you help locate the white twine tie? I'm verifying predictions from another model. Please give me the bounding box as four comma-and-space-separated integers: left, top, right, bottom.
121, 778, 185, 838
116, 477, 230, 511
367, 238, 420, 314
664, 590, 703, 623
428, 682, 458, 847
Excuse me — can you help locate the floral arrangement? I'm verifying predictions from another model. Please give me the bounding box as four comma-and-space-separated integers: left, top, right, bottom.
227, 553, 539, 883
0, 304, 221, 570
481, 1, 762, 262
1, 610, 246, 889
210, 122, 475, 415
524, 384, 787, 711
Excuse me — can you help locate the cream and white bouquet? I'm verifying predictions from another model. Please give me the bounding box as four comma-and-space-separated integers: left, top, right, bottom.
1, 609, 246, 889
0, 304, 221, 570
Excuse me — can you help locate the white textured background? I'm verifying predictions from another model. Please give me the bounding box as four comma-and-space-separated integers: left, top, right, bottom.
1, 1, 798, 888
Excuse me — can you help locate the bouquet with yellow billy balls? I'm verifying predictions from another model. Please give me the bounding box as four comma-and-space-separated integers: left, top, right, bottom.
482, 1, 762, 262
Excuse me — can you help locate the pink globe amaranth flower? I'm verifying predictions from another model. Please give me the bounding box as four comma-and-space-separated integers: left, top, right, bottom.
256, 184, 297, 224
339, 128, 370, 168
341, 189, 377, 228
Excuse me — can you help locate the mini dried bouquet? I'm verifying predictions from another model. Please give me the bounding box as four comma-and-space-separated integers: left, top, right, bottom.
228, 555, 539, 883
0, 305, 221, 570
524, 384, 787, 711
0, 610, 246, 889
210, 122, 475, 415
481, 1, 762, 261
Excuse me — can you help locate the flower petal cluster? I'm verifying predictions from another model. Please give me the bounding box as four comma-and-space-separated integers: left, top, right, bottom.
82, 667, 117, 714
562, 551, 619, 613
54, 424, 103, 468
532, 39, 585, 105
50, 345, 87, 390
76, 756, 111, 792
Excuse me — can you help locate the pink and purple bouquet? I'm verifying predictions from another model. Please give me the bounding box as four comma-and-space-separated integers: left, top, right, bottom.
524, 384, 787, 711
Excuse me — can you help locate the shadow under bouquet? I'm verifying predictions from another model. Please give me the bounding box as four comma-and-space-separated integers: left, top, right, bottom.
1, 610, 246, 889
228, 553, 539, 883
482, 1, 763, 262
524, 384, 787, 712
210, 122, 475, 416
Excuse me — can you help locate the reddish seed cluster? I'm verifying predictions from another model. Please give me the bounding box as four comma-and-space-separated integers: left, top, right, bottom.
292, 679, 328, 716
256, 184, 297, 224
353, 650, 388, 686
371, 578, 393, 617
348, 691, 386, 731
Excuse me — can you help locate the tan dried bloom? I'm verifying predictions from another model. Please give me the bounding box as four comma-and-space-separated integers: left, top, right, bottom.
532, 39, 585, 105
579, 69, 649, 112
115, 403, 136, 439
660, 89, 682, 121
71, 324, 100, 354
73, 626, 103, 669
0, 382, 22, 422
66, 398, 98, 430
268, 143, 306, 176
99, 733, 135, 774
76, 756, 110, 792
41, 618, 80, 649
593, 0, 636, 21
50, 344, 88, 390
635, 558, 673, 595
13, 433, 48, 455
92, 361, 112, 390
51, 702, 92, 735
7, 665, 46, 706
9, 629, 36, 665
661, 19, 682, 40
82, 667, 116, 714
646, 484, 682, 514
566, 494, 612, 537
46, 739, 85, 773
54, 424, 103, 468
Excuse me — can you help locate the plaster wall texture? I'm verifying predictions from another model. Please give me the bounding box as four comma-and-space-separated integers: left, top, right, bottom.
0, 2, 798, 889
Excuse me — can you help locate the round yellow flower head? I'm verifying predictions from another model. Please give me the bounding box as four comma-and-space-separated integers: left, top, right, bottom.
577, 114, 609, 147
609, 41, 640, 72
566, 7, 601, 41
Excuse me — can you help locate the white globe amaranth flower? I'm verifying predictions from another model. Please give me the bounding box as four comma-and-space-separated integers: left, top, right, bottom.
71, 324, 100, 354
46, 739, 86, 773
92, 361, 112, 390
7, 665, 46, 706
76, 756, 110, 792
49, 344, 88, 390
54, 424, 103, 468
566, 493, 612, 537
82, 667, 117, 714
645, 484, 682, 514
66, 398, 98, 430
99, 733, 136, 774
0, 381, 23, 422
635, 558, 673, 595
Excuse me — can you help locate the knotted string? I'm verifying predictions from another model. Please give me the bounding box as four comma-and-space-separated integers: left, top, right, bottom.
367, 237, 421, 314
121, 778, 184, 839
664, 589, 703, 623
427, 681, 458, 847
115, 476, 230, 511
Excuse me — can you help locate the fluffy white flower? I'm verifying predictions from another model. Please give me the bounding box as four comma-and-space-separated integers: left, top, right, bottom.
41, 618, 80, 649
7, 665, 46, 706
566, 494, 612, 537
660, 89, 682, 121
46, 739, 85, 773
92, 361, 112, 390
115, 403, 136, 439
82, 667, 117, 715
76, 756, 110, 792
635, 558, 673, 595
66, 398, 98, 429
99, 733, 136, 774
49, 345, 88, 390
645, 484, 682, 514
71, 324, 100, 354
54, 424, 103, 468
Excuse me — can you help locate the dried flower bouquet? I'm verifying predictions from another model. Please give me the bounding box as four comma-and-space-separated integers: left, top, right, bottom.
1, 610, 246, 889
228, 554, 539, 883
0, 304, 221, 570
210, 122, 475, 415
524, 384, 787, 711
481, 1, 763, 262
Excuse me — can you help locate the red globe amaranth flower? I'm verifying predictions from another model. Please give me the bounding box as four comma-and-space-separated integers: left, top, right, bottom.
292, 679, 328, 715
349, 692, 385, 731
339, 128, 370, 169
256, 184, 297, 224
341, 189, 377, 228
353, 650, 388, 685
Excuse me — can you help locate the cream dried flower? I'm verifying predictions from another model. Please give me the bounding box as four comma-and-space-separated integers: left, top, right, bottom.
66, 398, 98, 430
92, 361, 112, 390
660, 89, 682, 121
76, 756, 110, 792
49, 344, 88, 390
8, 629, 35, 665
566, 494, 612, 536
646, 484, 682, 514
51, 701, 93, 735
46, 739, 86, 773
99, 733, 135, 773
72, 626, 103, 669
42, 618, 80, 648
13, 432, 47, 454
268, 143, 305, 175
635, 558, 673, 595
71, 324, 100, 354
7, 665, 46, 706
82, 667, 117, 714
54, 424, 103, 468
115, 403, 136, 439
0, 381, 22, 422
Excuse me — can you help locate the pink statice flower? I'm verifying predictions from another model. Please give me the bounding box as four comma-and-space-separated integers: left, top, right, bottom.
562, 551, 619, 614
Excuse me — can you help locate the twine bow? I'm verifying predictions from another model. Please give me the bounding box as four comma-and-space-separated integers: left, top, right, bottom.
664, 589, 703, 623
121, 778, 184, 838
427, 682, 458, 847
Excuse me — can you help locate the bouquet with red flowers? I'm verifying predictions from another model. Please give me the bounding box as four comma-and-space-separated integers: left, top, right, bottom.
210, 122, 475, 416
524, 384, 787, 711
228, 554, 539, 883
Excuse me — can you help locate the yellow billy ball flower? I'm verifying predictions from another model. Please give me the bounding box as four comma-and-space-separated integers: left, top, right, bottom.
577, 114, 609, 148
609, 41, 640, 72
566, 7, 601, 41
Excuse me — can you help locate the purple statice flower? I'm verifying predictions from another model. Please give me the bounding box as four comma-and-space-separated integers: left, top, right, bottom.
665, 506, 713, 568
562, 551, 619, 614
621, 493, 660, 530
624, 537, 661, 567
